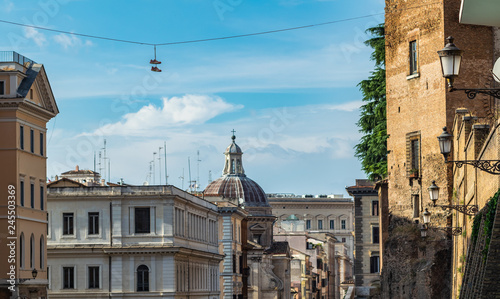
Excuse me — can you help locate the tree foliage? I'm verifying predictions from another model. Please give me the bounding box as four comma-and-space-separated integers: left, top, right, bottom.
355, 24, 387, 181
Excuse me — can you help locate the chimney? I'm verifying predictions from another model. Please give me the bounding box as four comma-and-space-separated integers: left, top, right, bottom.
76, 165, 79, 171
101, 179, 105, 186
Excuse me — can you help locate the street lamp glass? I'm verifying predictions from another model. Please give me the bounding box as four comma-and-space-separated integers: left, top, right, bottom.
438, 127, 453, 159
437, 36, 463, 84
421, 226, 428, 238
428, 181, 440, 204
32, 268, 37, 279
422, 208, 431, 224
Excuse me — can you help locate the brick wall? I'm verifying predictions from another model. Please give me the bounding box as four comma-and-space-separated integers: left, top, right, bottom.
385, 0, 495, 296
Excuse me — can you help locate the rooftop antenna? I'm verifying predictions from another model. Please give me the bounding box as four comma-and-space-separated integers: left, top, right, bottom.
93, 151, 96, 172
100, 139, 109, 182
158, 146, 163, 185
148, 161, 153, 185
108, 158, 110, 182
197, 150, 201, 191
188, 157, 193, 192
179, 168, 184, 190
208, 170, 212, 184
164, 141, 168, 185
152, 152, 157, 185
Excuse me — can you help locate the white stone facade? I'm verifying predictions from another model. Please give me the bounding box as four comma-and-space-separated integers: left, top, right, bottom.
47, 184, 222, 298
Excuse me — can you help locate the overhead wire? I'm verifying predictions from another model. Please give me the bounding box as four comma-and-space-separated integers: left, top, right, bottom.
0, 14, 385, 47
0, 2, 440, 47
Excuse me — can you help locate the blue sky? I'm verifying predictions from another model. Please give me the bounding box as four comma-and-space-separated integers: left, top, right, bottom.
1, 0, 385, 195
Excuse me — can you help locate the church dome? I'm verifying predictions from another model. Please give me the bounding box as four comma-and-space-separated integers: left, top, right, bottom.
204, 175, 269, 207
204, 132, 270, 207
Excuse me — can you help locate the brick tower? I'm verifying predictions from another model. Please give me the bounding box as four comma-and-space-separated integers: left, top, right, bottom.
384, 0, 494, 297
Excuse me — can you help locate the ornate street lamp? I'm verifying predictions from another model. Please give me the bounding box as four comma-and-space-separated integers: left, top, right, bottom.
437, 127, 453, 162
437, 36, 462, 89
437, 127, 500, 174
421, 208, 463, 236
427, 181, 477, 216
438, 36, 500, 99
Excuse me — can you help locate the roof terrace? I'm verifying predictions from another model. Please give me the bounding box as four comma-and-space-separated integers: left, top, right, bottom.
0, 51, 35, 65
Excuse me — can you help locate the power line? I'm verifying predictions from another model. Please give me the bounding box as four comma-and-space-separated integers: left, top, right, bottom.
0, 19, 154, 45
0, 13, 384, 47
0, 2, 440, 48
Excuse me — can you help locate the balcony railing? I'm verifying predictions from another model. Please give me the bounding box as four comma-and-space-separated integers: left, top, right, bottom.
0, 51, 35, 65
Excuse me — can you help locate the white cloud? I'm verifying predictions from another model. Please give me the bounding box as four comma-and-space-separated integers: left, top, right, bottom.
53, 33, 93, 49
322, 101, 363, 112
3, 0, 14, 12
87, 94, 243, 136
24, 27, 47, 47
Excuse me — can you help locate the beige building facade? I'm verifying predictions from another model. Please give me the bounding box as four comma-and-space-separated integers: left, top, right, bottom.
346, 180, 379, 298
0, 52, 59, 299
47, 176, 222, 298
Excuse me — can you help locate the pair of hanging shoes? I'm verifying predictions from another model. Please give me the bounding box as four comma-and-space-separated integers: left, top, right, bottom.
151, 66, 162, 72
150, 59, 161, 65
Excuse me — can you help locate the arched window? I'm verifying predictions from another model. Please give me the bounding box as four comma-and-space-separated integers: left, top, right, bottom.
30, 234, 35, 269
137, 265, 149, 292
20, 233, 25, 269
40, 236, 44, 269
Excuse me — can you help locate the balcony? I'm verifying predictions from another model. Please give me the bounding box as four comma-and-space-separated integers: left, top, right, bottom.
0, 51, 35, 65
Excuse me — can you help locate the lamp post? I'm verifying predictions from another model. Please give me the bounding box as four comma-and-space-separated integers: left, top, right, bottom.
421, 208, 431, 238
438, 36, 500, 99
437, 127, 500, 174
427, 180, 477, 216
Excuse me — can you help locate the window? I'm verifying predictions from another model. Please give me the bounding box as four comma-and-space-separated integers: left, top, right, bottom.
30, 129, 34, 153
0, 81, 4, 95
413, 195, 420, 218
63, 266, 75, 289
342, 237, 346, 243
306, 220, 311, 230
406, 132, 421, 176
370, 256, 380, 273
20, 180, 24, 206
135, 207, 151, 234
40, 132, 44, 156
88, 212, 99, 235
30, 89, 33, 100
63, 213, 74, 235
411, 139, 419, 170
88, 266, 100, 289
30, 234, 35, 269
30, 183, 34, 208
318, 220, 323, 230
40, 236, 44, 269
372, 226, 380, 244
20, 125, 24, 150
409, 40, 418, 74
330, 220, 334, 230
40, 186, 44, 210
233, 254, 237, 273
372, 201, 379, 216
137, 265, 149, 292
20, 233, 24, 269
341, 220, 346, 230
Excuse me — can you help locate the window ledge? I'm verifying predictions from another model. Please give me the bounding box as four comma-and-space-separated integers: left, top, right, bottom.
406, 73, 420, 80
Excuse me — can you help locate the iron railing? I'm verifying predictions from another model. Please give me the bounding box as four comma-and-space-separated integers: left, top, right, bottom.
0, 51, 35, 65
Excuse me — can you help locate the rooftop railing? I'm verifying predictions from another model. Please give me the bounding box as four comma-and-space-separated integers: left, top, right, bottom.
0, 51, 35, 65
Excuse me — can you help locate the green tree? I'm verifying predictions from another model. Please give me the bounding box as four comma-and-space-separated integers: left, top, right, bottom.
355, 23, 387, 181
